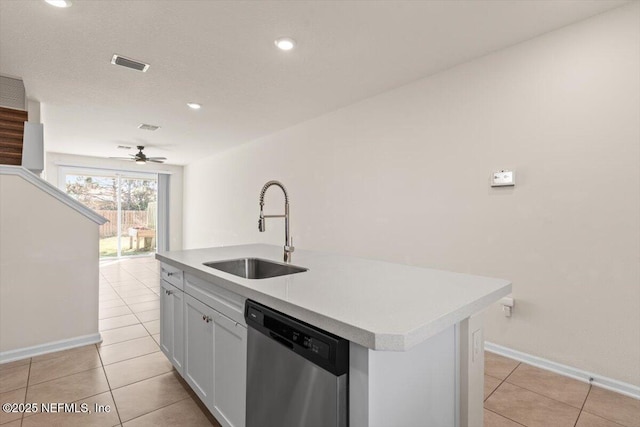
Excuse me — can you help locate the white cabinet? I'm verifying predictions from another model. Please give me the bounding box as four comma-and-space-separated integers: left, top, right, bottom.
160, 280, 184, 375
184, 294, 215, 405
213, 311, 247, 427
161, 265, 247, 427
183, 293, 247, 427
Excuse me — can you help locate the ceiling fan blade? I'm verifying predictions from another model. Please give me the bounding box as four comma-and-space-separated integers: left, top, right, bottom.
147, 157, 167, 161
109, 157, 135, 160
147, 159, 166, 163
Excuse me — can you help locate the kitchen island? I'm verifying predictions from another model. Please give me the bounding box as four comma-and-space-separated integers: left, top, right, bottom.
157, 244, 511, 427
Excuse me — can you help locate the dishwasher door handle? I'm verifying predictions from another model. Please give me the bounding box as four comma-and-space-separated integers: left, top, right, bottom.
269, 332, 294, 350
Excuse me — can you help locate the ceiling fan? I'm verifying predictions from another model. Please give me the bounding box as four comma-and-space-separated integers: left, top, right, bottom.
110, 146, 167, 164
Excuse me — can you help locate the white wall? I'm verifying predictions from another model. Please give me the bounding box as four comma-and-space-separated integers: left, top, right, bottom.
183, 3, 640, 385
44, 152, 184, 251
0, 174, 99, 354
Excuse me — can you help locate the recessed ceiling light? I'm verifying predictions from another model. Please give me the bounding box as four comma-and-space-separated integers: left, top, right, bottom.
274, 37, 296, 51
44, 0, 72, 7
187, 103, 201, 110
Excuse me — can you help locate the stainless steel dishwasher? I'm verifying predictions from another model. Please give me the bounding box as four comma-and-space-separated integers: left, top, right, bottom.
245, 300, 349, 427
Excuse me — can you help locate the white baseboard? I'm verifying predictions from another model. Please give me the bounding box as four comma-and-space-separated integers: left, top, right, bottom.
485, 342, 640, 400
0, 333, 103, 364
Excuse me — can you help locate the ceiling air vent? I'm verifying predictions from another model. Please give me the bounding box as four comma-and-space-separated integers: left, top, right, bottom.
0, 75, 26, 110
138, 123, 160, 131
111, 54, 150, 72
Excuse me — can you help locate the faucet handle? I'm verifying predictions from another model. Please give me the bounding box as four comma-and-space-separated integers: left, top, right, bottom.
284, 238, 294, 263
285, 237, 295, 253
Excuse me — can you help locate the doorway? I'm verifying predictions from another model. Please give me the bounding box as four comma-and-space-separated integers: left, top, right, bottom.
62, 169, 159, 258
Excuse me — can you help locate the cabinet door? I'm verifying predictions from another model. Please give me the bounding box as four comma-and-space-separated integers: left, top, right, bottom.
160, 280, 184, 375
170, 287, 184, 373
184, 294, 215, 408
213, 312, 247, 427
159, 280, 174, 360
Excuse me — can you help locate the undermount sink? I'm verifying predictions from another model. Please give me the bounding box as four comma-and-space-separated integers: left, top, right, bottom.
203, 258, 308, 279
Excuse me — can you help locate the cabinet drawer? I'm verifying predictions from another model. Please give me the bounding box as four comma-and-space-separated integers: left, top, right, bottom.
161, 263, 184, 290
185, 273, 246, 327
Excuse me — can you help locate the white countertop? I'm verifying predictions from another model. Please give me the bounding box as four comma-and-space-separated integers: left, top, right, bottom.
157, 244, 511, 351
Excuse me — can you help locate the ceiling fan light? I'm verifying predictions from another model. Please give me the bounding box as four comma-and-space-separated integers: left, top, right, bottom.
135, 159, 146, 164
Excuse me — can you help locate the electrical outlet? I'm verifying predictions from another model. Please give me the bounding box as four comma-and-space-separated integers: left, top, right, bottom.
501, 297, 514, 317
472, 329, 482, 362
491, 170, 515, 187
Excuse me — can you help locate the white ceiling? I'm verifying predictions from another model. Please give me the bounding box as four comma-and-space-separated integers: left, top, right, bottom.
0, 0, 628, 165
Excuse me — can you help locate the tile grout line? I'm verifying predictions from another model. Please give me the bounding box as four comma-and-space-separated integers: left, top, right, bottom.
496, 378, 590, 414
484, 408, 528, 427
28, 346, 97, 367
498, 363, 591, 412
23, 366, 103, 390
116, 395, 193, 425
573, 384, 592, 427
100, 348, 161, 368
577, 410, 629, 427
99, 331, 153, 348
485, 361, 521, 402
20, 358, 32, 427
96, 343, 124, 427
483, 362, 529, 425
109, 369, 177, 393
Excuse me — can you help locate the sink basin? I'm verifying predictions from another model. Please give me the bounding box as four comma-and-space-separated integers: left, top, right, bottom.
203, 258, 308, 279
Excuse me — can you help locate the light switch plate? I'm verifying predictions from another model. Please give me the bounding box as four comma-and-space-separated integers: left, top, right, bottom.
491, 170, 515, 187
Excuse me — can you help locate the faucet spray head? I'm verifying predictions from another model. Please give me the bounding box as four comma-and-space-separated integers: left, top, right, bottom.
258, 203, 265, 232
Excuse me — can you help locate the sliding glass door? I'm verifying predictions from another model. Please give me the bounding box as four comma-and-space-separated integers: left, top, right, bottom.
118, 176, 158, 257
62, 168, 158, 258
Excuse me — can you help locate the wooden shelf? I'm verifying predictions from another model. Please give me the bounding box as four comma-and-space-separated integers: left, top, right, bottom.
0, 106, 27, 166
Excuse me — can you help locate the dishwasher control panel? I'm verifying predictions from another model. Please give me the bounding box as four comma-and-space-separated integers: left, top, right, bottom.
245, 300, 348, 376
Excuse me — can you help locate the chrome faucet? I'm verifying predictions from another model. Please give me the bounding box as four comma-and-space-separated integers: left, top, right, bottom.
258, 180, 294, 263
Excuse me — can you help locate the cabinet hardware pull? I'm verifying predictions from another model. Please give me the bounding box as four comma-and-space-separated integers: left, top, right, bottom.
167, 272, 174, 276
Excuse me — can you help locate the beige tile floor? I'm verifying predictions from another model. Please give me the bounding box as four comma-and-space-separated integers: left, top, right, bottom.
484, 352, 640, 427
0, 256, 218, 427
484, 353, 640, 427
1, 256, 638, 426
